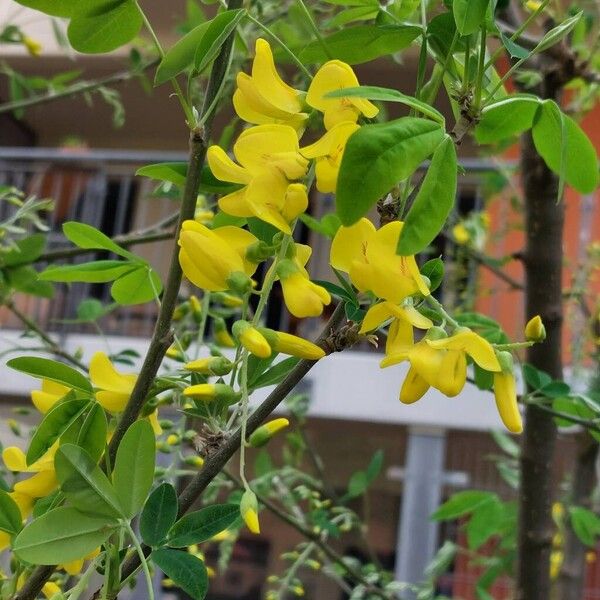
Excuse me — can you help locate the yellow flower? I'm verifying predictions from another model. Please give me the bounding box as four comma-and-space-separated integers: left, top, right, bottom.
525, 0, 543, 11
207, 125, 309, 234
301, 122, 359, 193
382, 328, 501, 403
259, 328, 325, 360
233, 38, 308, 133
452, 223, 470, 245
30, 380, 71, 414
306, 60, 378, 130
178, 221, 258, 292
249, 418, 290, 447
233, 321, 272, 358
276, 258, 331, 318
89, 352, 161, 433
525, 315, 546, 342
359, 301, 433, 354
89, 351, 137, 412
493, 352, 523, 434
3, 445, 58, 517
240, 489, 260, 534
330, 218, 430, 303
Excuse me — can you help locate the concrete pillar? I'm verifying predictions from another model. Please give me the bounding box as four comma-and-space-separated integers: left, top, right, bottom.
394, 427, 447, 592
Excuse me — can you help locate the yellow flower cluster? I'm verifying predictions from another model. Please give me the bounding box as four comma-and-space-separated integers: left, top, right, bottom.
179, 38, 378, 320
331, 217, 524, 434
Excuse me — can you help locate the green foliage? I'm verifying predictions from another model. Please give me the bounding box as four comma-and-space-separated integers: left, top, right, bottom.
113, 420, 156, 518
299, 24, 421, 64
453, 0, 490, 35
55, 444, 124, 519
336, 118, 444, 225
27, 396, 89, 465
344, 450, 384, 500
14, 506, 117, 564
62, 402, 108, 463
420, 258, 444, 293
167, 504, 240, 547
67, 0, 143, 54
140, 483, 179, 547
0, 490, 23, 537
7, 357, 92, 393
475, 96, 540, 143
12, 0, 80, 17
569, 506, 600, 546
432, 490, 497, 520
532, 100, 599, 194
397, 136, 457, 255
151, 548, 209, 600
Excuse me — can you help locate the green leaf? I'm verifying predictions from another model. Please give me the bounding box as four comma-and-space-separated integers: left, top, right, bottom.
7, 357, 92, 394
336, 117, 444, 225
14, 506, 117, 565
466, 497, 504, 550
113, 420, 156, 518
298, 213, 342, 239
397, 136, 457, 255
432, 490, 497, 521
424, 541, 457, 580
0, 490, 24, 536
2, 233, 47, 267
155, 21, 211, 84
62, 222, 135, 260
168, 504, 239, 547
140, 483, 178, 547
569, 506, 600, 546
136, 162, 236, 194
12, 0, 81, 17
522, 363, 552, 391
110, 266, 162, 305
6, 265, 54, 298
475, 96, 540, 143
345, 450, 384, 499
533, 12, 583, 54
62, 402, 108, 463
27, 397, 89, 466
299, 25, 421, 65
420, 258, 444, 293
499, 31, 529, 60
194, 9, 246, 72
249, 357, 300, 390
453, 0, 490, 35
152, 548, 208, 599
55, 444, 124, 519
39, 260, 135, 283
67, 0, 143, 55
326, 85, 445, 124
532, 100, 599, 194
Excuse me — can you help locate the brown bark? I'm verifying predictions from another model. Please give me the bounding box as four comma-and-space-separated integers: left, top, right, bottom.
517, 115, 565, 599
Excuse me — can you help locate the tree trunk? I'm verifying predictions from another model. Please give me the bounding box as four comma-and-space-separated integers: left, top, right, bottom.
517, 112, 564, 598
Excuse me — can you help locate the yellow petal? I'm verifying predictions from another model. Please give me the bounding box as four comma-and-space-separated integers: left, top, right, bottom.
494, 372, 523, 433
252, 39, 303, 114
409, 341, 445, 387
386, 319, 414, 355
14, 470, 57, 499
400, 367, 429, 404
281, 273, 331, 318
360, 302, 395, 333
31, 380, 70, 414
42, 582, 61, 599
281, 183, 308, 223
426, 330, 501, 372
207, 145, 251, 185
10, 491, 32, 518
179, 246, 224, 291
89, 352, 137, 395
240, 327, 272, 358
96, 391, 129, 412
396, 305, 433, 330
271, 331, 325, 360
61, 559, 84, 576
436, 350, 467, 397
330, 218, 375, 272
3, 447, 27, 472
214, 225, 260, 276
147, 411, 163, 435
218, 187, 254, 218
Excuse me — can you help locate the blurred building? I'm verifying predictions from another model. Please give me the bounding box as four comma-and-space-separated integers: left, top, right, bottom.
0, 1, 599, 598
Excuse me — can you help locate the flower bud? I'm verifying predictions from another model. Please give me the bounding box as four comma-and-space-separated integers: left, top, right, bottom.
240, 489, 260, 534
249, 418, 290, 447
214, 318, 236, 348
246, 241, 276, 263
232, 321, 272, 358
214, 292, 244, 308
166, 434, 180, 446
189, 294, 203, 324
226, 271, 254, 295
183, 383, 241, 405
184, 455, 205, 468
166, 346, 186, 362
525, 315, 546, 342
172, 301, 189, 322
259, 328, 325, 360
184, 357, 233, 376
493, 351, 523, 434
